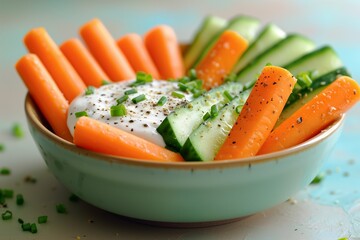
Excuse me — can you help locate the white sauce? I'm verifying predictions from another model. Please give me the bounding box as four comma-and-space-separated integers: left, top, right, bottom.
67, 80, 192, 147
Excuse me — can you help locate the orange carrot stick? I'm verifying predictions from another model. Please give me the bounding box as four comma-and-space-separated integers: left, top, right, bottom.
117, 33, 160, 79
73, 117, 183, 162
16, 54, 73, 142
196, 30, 248, 90
143, 25, 185, 79
258, 76, 360, 155
24, 28, 86, 102
215, 66, 297, 160
79, 18, 135, 81
60, 38, 110, 88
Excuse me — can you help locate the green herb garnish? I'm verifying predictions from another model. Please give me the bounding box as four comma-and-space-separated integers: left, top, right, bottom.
156, 96, 167, 106
69, 194, 79, 202
22, 223, 31, 231
188, 69, 197, 80
16, 194, 24, 206
130, 72, 153, 86
101, 80, 110, 85
12, 123, 24, 138
202, 112, 211, 121
2, 189, 14, 198
56, 204, 67, 214
236, 105, 243, 114
38, 216, 48, 224
0, 144, 4, 152
30, 223, 37, 233
132, 94, 146, 104
0, 168, 11, 175
210, 104, 219, 118
171, 91, 185, 99
85, 86, 95, 95
110, 104, 127, 117
310, 174, 324, 184
223, 90, 233, 101
2, 210, 12, 220
116, 95, 129, 105
75, 111, 88, 118
124, 88, 138, 95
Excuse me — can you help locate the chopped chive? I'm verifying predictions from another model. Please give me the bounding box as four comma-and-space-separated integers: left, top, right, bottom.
56, 204, 67, 214
178, 76, 190, 84
0, 144, 4, 152
0, 168, 11, 175
30, 223, 37, 233
188, 69, 197, 80
296, 72, 313, 89
130, 72, 153, 86
311, 174, 324, 184
3, 189, 13, 198
224, 73, 236, 82
192, 89, 205, 98
22, 223, 31, 231
223, 90, 233, 101
101, 80, 110, 85
16, 194, 24, 206
75, 111, 88, 118
124, 88, 137, 95
265, 62, 272, 66
338, 238, 349, 240
210, 105, 218, 118
203, 112, 210, 121
18, 218, 24, 224
132, 94, 146, 104
2, 210, 12, 220
38, 215, 48, 224
236, 105, 243, 114
116, 95, 129, 105
85, 86, 95, 95
156, 96, 167, 106
136, 71, 152, 82
110, 104, 127, 117
178, 82, 188, 92
12, 123, 24, 138
171, 91, 185, 99
69, 193, 79, 202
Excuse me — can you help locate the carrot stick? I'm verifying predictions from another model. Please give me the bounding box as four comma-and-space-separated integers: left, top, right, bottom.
73, 117, 184, 162
215, 66, 297, 160
16, 54, 73, 142
79, 18, 135, 81
143, 25, 185, 79
258, 76, 360, 155
24, 28, 86, 102
60, 38, 110, 88
117, 33, 160, 79
196, 30, 248, 90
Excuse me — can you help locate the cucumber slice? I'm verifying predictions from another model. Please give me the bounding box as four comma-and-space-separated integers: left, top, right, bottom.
276, 67, 350, 127
232, 24, 286, 73
180, 89, 251, 161
184, 16, 227, 70
157, 82, 244, 151
235, 34, 316, 88
192, 15, 261, 68
285, 45, 343, 82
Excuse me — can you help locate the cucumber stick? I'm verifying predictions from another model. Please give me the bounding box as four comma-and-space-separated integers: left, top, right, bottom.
192, 15, 260, 68
235, 34, 316, 88
157, 82, 245, 151
232, 24, 286, 73
184, 16, 227, 70
180, 89, 251, 161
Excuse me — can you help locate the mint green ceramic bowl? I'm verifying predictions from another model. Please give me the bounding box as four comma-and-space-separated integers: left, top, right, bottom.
25, 94, 344, 226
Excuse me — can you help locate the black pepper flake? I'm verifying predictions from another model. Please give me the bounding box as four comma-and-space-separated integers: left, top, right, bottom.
131, 128, 134, 132
129, 120, 134, 123
114, 122, 118, 125
143, 124, 149, 127
232, 141, 236, 144
297, 117, 303, 124
273, 82, 277, 85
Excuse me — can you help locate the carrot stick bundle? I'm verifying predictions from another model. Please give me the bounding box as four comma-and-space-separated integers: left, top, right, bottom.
196, 30, 248, 90
60, 38, 110, 88
80, 18, 135, 81
215, 66, 297, 160
117, 33, 160, 79
16, 54, 73, 142
24, 28, 86, 102
258, 76, 360, 155
73, 117, 184, 162
144, 25, 185, 79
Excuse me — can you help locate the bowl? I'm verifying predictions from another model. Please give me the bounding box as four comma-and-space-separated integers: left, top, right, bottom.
25, 93, 345, 227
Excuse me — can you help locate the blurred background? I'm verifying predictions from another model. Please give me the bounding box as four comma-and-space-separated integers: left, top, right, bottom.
1, 0, 360, 239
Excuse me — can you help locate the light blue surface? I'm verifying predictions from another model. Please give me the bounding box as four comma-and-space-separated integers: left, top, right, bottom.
1, 0, 360, 239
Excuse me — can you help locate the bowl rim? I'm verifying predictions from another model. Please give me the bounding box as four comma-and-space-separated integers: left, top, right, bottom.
25, 93, 345, 170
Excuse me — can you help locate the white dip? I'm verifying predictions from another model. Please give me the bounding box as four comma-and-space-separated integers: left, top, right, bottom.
67, 80, 192, 147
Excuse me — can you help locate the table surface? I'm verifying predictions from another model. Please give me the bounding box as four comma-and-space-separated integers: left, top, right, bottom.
1, 1, 360, 239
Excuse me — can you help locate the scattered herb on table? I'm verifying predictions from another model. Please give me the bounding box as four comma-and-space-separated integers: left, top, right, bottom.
2, 210, 12, 220
16, 194, 24, 206
56, 204, 67, 214
310, 174, 324, 184
69, 194, 79, 202
0, 168, 11, 175
0, 144, 4, 152
11, 123, 24, 138
38, 215, 48, 224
